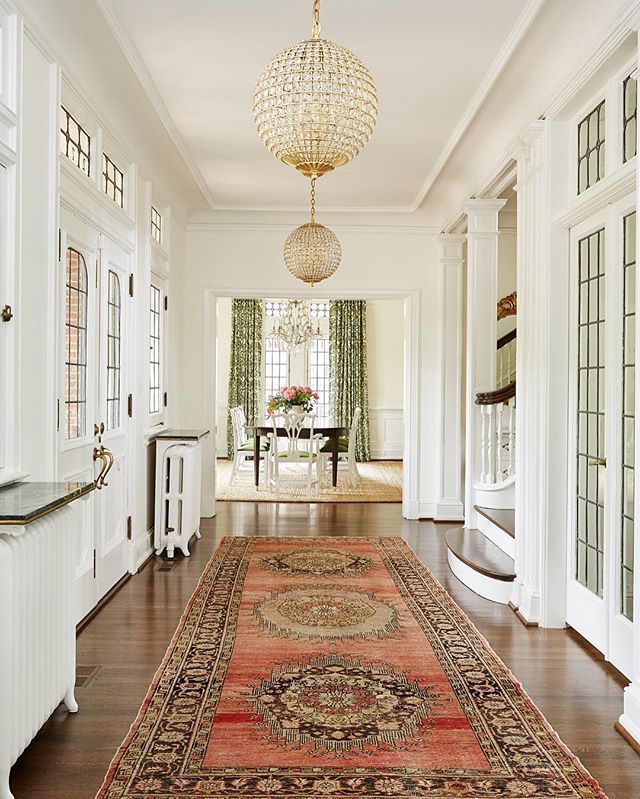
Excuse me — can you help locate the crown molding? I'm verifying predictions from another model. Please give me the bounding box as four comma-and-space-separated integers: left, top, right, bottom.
409, 0, 547, 213
187, 221, 437, 235
95, 0, 216, 209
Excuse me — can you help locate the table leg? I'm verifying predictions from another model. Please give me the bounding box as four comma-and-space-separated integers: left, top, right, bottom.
254, 434, 261, 488
331, 434, 339, 488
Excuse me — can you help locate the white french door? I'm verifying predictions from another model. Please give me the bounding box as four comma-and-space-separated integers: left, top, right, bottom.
58, 208, 131, 622
567, 196, 636, 678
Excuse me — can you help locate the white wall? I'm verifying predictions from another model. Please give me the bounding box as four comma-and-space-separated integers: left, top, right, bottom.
183, 225, 455, 519
214, 297, 404, 460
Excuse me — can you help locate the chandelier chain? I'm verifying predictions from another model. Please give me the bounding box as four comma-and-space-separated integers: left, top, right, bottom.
312, 0, 321, 38
310, 178, 317, 223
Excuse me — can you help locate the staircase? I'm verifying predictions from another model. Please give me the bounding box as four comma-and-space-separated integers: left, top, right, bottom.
446, 293, 517, 604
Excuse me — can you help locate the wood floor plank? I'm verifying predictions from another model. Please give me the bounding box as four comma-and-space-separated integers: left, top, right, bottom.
9, 503, 640, 798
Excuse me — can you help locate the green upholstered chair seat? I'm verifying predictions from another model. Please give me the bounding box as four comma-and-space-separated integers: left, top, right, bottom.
277, 451, 316, 459
238, 439, 269, 452
320, 436, 349, 453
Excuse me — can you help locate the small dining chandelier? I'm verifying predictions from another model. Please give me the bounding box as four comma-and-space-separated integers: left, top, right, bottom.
253, 0, 378, 180
271, 300, 321, 353
284, 179, 341, 286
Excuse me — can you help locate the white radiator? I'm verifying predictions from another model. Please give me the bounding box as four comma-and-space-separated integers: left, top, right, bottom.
0, 505, 78, 799
154, 441, 203, 558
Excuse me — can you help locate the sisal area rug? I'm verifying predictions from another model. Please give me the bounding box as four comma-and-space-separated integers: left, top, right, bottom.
216, 459, 402, 503
97, 537, 607, 799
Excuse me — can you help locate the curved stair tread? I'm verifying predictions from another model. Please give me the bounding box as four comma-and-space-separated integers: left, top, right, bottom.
445, 527, 515, 581
474, 506, 515, 539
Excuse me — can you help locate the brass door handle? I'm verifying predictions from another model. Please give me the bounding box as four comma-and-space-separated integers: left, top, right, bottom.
93, 447, 108, 489
100, 445, 115, 488
588, 457, 607, 467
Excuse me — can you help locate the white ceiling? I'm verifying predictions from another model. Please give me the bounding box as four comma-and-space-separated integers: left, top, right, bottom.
104, 0, 532, 212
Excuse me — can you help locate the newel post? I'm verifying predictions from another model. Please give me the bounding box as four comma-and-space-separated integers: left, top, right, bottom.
463, 199, 505, 528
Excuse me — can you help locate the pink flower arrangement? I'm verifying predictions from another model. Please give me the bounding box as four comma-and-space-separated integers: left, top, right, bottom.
267, 385, 320, 414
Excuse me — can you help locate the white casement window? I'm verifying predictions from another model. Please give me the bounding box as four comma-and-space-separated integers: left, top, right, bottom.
149, 282, 164, 417
264, 338, 288, 403
65, 248, 89, 439
59, 106, 91, 177
102, 154, 124, 208
623, 73, 638, 164
151, 206, 163, 245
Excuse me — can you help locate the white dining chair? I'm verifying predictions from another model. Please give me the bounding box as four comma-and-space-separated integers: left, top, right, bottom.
267, 412, 322, 496
229, 406, 269, 484
319, 407, 361, 487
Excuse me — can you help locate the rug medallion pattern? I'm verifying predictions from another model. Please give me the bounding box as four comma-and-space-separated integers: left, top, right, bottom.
96, 537, 608, 798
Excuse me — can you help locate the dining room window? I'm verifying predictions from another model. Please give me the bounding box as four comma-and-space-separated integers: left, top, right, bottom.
65, 248, 88, 439
265, 337, 288, 404
623, 73, 637, 164
308, 337, 330, 417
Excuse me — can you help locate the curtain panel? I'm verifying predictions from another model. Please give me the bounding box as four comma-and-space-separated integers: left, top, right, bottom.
329, 300, 371, 461
227, 299, 263, 458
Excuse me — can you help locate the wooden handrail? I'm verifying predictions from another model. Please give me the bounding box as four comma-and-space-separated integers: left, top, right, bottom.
497, 291, 517, 320
497, 328, 516, 350
475, 381, 516, 406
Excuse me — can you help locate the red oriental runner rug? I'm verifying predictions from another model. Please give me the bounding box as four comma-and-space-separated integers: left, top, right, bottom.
96, 537, 608, 798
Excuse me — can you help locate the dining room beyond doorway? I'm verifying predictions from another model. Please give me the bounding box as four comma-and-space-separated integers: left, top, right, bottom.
214, 297, 405, 503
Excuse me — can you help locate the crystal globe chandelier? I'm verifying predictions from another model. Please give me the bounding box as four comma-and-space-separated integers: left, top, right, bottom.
283, 179, 341, 286
253, 0, 378, 180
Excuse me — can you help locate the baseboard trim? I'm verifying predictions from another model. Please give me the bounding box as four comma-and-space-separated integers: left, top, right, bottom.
76, 572, 131, 634
508, 601, 539, 628
615, 720, 640, 755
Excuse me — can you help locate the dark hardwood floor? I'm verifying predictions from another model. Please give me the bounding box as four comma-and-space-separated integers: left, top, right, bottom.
10, 502, 640, 798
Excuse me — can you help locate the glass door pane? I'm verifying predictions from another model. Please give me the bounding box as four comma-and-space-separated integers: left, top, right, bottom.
622, 212, 635, 620
576, 228, 606, 596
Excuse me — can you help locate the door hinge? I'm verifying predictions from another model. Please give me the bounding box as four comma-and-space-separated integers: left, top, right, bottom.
128, 273, 134, 297
127, 394, 133, 418
163, 391, 168, 408
126, 515, 132, 541
164, 295, 168, 311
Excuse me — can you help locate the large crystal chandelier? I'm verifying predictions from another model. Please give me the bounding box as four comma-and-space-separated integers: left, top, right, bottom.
253, 0, 378, 180
271, 300, 321, 353
284, 179, 341, 286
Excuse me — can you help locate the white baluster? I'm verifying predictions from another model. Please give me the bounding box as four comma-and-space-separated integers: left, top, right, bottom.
508, 396, 516, 477
496, 402, 504, 481
480, 406, 489, 484
487, 406, 496, 484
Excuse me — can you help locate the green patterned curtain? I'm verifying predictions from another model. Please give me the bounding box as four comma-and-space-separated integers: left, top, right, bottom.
227, 299, 263, 458
329, 300, 371, 461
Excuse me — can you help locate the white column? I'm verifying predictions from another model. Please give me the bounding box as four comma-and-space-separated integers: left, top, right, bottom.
619, 27, 640, 750
435, 235, 465, 520
463, 200, 505, 528
513, 120, 570, 626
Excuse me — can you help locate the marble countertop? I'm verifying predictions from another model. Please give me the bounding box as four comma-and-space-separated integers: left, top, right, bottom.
0, 481, 94, 526
153, 428, 210, 441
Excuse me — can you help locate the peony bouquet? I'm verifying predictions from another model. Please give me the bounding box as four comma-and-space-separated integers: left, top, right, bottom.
267, 385, 320, 415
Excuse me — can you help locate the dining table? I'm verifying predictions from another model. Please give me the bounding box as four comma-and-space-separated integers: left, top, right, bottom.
245, 417, 349, 489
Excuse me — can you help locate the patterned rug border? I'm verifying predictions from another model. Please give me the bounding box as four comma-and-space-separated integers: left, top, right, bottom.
95, 536, 609, 799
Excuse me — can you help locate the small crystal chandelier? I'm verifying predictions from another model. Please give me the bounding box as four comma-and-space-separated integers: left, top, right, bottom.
284, 178, 341, 286
272, 300, 322, 353
253, 0, 378, 180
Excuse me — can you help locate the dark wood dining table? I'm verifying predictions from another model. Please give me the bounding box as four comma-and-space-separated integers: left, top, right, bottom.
245, 418, 349, 488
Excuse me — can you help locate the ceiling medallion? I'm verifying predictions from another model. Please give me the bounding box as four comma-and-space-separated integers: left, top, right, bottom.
253, 0, 378, 180
284, 179, 341, 287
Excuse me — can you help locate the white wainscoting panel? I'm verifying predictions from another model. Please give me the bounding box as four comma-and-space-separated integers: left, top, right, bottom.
370, 408, 403, 460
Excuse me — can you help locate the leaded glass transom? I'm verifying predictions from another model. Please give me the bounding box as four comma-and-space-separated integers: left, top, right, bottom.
151, 206, 163, 245
103, 154, 124, 208
621, 212, 635, 620
576, 228, 606, 596
309, 302, 329, 318
106, 271, 121, 431
65, 248, 88, 440
265, 301, 286, 317
60, 106, 91, 177
623, 74, 637, 164
578, 101, 605, 194
149, 285, 161, 414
